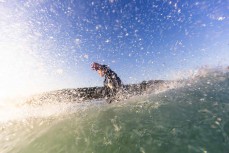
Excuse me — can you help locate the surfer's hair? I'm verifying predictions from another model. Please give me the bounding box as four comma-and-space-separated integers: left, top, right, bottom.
100, 65, 109, 71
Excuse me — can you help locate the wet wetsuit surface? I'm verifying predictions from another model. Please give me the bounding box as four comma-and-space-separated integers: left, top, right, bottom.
101, 65, 122, 102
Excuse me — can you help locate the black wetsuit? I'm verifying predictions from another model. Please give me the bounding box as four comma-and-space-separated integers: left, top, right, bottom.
101, 65, 122, 103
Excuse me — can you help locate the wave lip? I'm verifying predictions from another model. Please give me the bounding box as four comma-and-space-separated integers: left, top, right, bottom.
25, 80, 179, 105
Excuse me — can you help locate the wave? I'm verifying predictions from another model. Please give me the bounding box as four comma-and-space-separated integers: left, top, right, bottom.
0, 67, 229, 153
0, 67, 228, 123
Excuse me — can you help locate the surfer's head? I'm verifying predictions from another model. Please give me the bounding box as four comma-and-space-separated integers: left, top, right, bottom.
91, 62, 101, 71
91, 62, 107, 77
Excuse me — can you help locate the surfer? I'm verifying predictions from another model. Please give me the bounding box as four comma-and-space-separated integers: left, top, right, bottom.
91, 62, 122, 103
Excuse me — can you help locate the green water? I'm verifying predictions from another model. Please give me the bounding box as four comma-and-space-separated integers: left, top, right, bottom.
1, 72, 229, 153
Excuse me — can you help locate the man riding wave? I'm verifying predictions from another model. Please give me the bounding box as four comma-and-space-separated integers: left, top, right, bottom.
91, 62, 122, 103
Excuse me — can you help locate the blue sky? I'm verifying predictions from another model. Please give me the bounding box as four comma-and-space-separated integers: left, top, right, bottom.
0, 0, 228, 97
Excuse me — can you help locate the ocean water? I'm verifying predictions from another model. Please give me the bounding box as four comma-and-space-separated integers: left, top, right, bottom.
1, 70, 229, 153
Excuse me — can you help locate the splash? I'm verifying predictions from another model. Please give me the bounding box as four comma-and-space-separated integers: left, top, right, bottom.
0, 2, 70, 103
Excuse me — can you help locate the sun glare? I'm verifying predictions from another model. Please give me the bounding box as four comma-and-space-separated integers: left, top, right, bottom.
0, 43, 38, 99
0, 3, 76, 103
0, 6, 47, 102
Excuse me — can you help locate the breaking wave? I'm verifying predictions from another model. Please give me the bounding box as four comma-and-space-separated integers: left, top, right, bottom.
0, 67, 229, 153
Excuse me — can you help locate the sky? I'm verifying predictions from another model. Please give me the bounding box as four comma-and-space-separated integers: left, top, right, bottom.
0, 0, 228, 99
